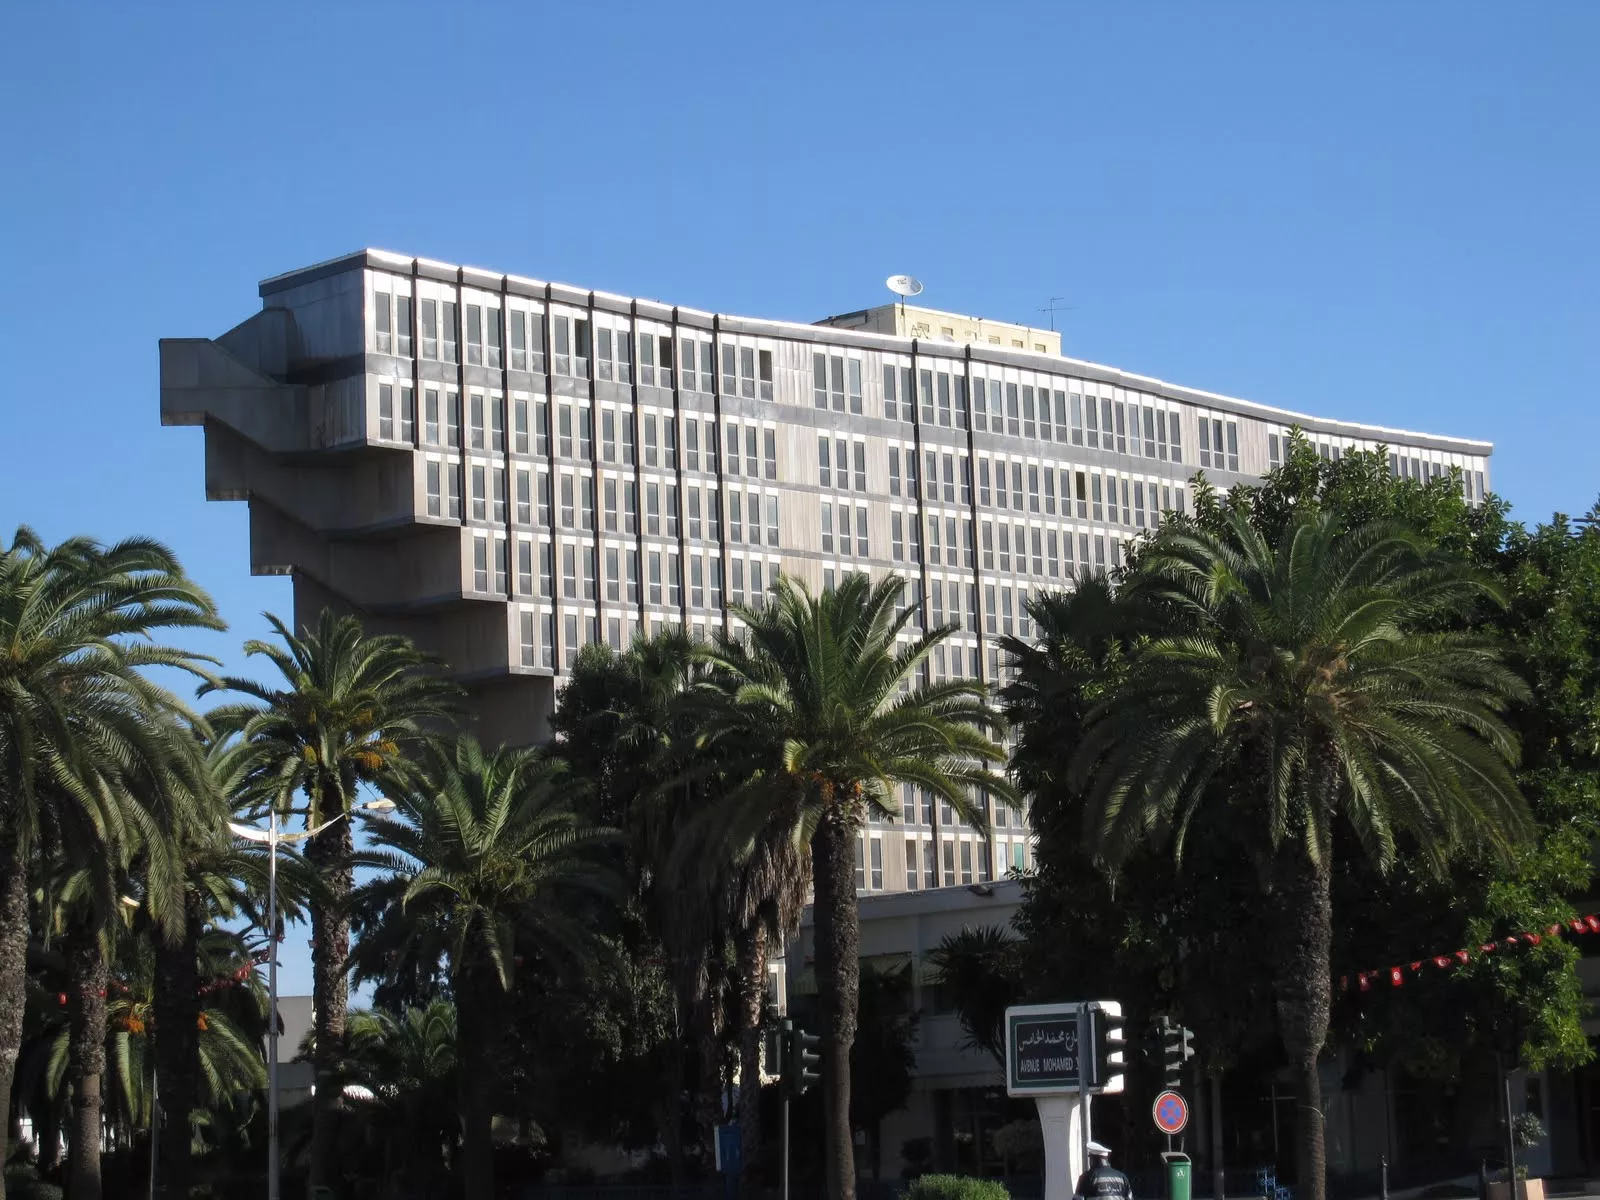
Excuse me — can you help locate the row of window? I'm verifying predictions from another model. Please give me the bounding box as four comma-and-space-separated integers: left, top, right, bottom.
889, 447, 1188, 523
855, 833, 1026, 893
876, 784, 1027, 834
377, 295, 1200, 473
877, 364, 1191, 460
377, 288, 1466, 502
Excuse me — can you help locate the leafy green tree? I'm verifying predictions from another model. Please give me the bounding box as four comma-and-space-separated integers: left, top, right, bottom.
353, 736, 617, 1199
696, 573, 1013, 1200
201, 609, 457, 1193
549, 633, 725, 1176
1069, 508, 1529, 1200
1197, 435, 1600, 1075
0, 528, 221, 1200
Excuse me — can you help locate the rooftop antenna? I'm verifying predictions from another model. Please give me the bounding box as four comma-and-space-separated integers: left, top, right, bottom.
886, 274, 923, 327
1038, 296, 1074, 333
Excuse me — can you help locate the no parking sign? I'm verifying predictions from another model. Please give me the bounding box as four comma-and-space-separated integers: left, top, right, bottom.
1153, 1089, 1189, 1135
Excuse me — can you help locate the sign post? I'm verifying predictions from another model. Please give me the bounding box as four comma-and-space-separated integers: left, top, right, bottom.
1005, 1002, 1125, 1200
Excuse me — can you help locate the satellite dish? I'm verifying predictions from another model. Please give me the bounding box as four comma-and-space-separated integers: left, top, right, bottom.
886, 274, 923, 298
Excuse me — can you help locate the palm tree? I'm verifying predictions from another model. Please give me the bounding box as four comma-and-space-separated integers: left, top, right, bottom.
926, 926, 1021, 1067
353, 736, 617, 1199
202, 609, 458, 1192
137, 736, 294, 1200
695, 573, 1013, 1200
717, 821, 810, 1192
342, 1002, 460, 1184
1069, 510, 1529, 1200
43, 921, 270, 1166
0, 528, 221, 1200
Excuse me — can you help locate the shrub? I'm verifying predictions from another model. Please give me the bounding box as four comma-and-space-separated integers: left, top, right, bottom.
3, 1168, 65, 1200
904, 1174, 1010, 1200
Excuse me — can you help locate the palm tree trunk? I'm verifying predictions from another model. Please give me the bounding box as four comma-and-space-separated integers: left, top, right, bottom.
0, 852, 30, 1200
152, 891, 202, 1200
663, 1034, 687, 1188
735, 922, 768, 1192
692, 988, 723, 1167
1273, 813, 1333, 1200
307, 804, 355, 1195
812, 808, 859, 1200
456, 974, 502, 1200
66, 924, 109, 1200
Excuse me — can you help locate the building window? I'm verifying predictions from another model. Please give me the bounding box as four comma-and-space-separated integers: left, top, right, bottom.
519, 611, 536, 667
426, 461, 441, 517
421, 299, 438, 360
1198, 416, 1239, 473
473, 536, 489, 592
374, 291, 393, 354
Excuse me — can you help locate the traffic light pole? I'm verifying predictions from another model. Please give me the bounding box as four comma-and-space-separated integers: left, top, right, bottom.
779, 1019, 792, 1200
1078, 1002, 1092, 1189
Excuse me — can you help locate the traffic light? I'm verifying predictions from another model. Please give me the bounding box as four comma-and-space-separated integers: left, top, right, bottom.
1157, 1016, 1195, 1089
1087, 1001, 1126, 1094
784, 1021, 821, 1096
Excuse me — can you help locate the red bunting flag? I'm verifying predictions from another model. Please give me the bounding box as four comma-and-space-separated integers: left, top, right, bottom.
1455, 950, 1471, 964
1434, 955, 1452, 969
1549, 925, 1564, 937
1480, 944, 1497, 954
1390, 967, 1404, 987
1526, 934, 1543, 946
1358, 972, 1372, 992
1585, 915, 1600, 932
1409, 961, 1424, 972
1569, 920, 1586, 934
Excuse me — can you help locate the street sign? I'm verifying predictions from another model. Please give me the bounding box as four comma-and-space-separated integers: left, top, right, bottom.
1006, 1005, 1084, 1095
1005, 1002, 1127, 1097
1153, 1090, 1189, 1135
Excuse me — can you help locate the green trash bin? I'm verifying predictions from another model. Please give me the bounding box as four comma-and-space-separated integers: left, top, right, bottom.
1162, 1152, 1192, 1200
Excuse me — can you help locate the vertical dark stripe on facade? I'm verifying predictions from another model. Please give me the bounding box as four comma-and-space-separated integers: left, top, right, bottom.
709, 316, 731, 638
585, 292, 604, 643
906, 339, 942, 873
667, 313, 690, 631
500, 276, 515, 602
627, 303, 647, 634
409, 259, 423, 453
959, 345, 995, 879
541, 285, 562, 672
453, 271, 468, 536
960, 347, 988, 683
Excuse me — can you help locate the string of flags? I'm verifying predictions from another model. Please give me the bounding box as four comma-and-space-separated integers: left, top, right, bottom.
1341, 914, 1600, 994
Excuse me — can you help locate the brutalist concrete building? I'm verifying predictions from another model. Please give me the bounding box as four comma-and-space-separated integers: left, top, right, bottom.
160, 248, 1491, 892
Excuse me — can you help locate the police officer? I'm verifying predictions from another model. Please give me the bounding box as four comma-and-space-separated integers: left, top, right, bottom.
1073, 1142, 1133, 1200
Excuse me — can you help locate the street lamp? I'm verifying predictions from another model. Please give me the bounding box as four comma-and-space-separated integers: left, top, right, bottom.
229, 798, 395, 1200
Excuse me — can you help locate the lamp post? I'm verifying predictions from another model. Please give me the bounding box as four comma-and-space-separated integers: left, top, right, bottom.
229, 798, 395, 1200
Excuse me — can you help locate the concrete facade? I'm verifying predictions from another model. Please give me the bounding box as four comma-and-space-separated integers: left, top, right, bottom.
161, 248, 1493, 895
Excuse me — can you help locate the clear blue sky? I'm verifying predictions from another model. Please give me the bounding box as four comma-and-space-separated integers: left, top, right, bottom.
3, 3, 1597, 995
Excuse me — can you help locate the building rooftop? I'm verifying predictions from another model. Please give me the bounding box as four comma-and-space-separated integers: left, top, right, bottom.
255, 248, 1491, 455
